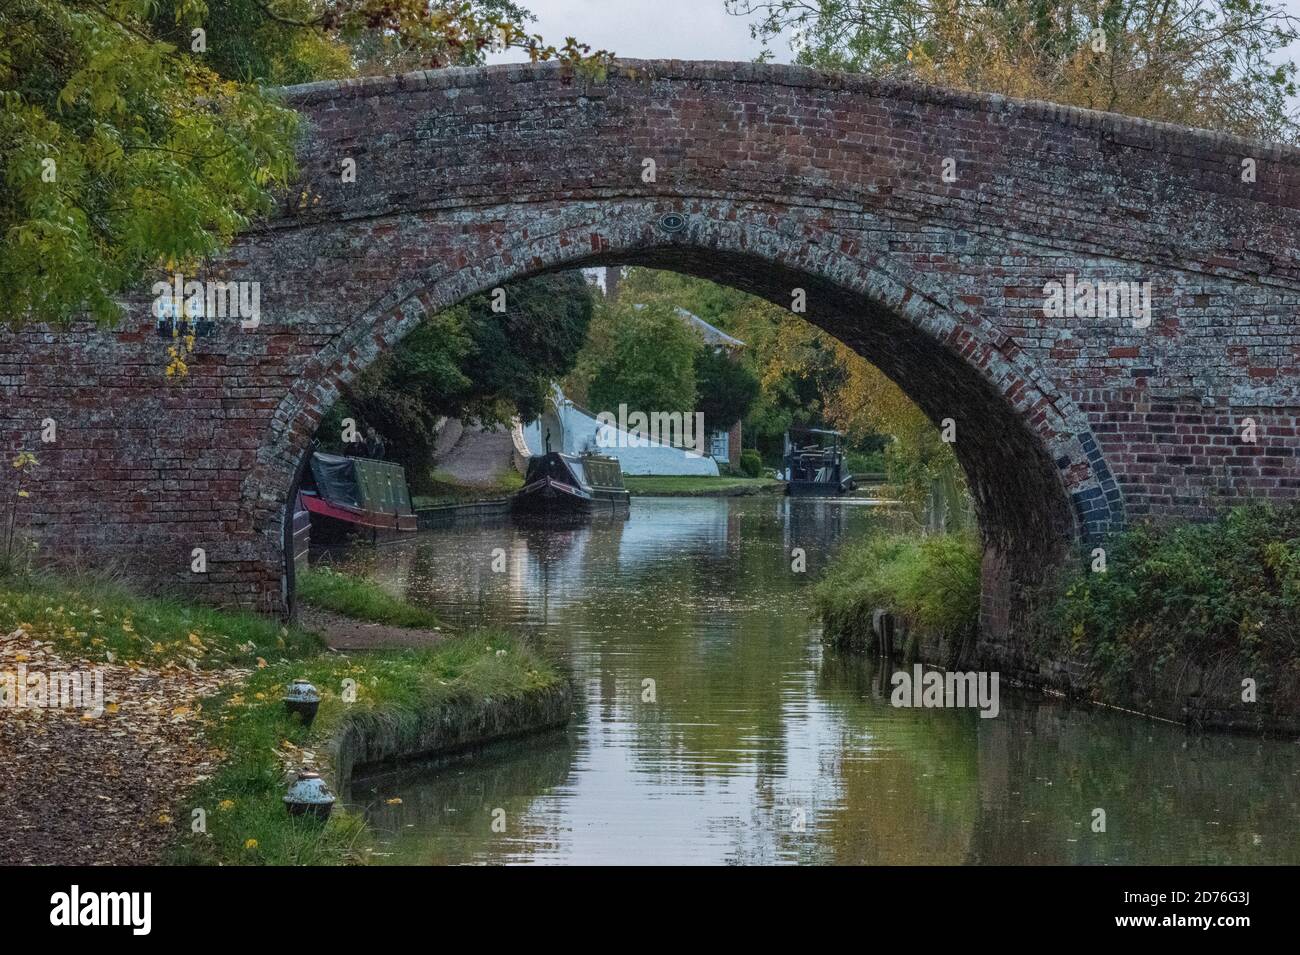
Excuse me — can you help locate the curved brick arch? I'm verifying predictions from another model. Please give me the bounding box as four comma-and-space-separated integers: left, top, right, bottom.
254, 199, 1119, 638
4, 59, 1300, 662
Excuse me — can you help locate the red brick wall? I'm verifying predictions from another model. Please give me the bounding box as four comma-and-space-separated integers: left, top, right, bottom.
2, 60, 1298, 652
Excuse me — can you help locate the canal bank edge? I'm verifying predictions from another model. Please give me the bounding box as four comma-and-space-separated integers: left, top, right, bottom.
163, 601, 575, 866
169, 651, 576, 866
331, 679, 574, 790
855, 612, 1300, 738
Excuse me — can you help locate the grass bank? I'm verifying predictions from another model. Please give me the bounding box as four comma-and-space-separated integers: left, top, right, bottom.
168, 629, 562, 866
0, 571, 323, 669
0, 568, 567, 866
298, 566, 441, 630
815, 503, 1300, 733
624, 475, 780, 496
814, 532, 981, 654
411, 468, 522, 507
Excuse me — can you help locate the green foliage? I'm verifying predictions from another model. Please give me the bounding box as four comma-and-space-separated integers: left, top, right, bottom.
883, 425, 965, 520
298, 566, 441, 629
845, 448, 885, 475
1049, 502, 1300, 691
322, 272, 593, 489
696, 346, 760, 430
0, 0, 300, 327
815, 532, 982, 650
456, 273, 594, 423
151, 0, 355, 85
739, 448, 764, 477
616, 266, 754, 327
585, 299, 699, 418
1, 1, 613, 330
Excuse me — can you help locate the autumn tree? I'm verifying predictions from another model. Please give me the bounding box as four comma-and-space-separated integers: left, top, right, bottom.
727, 0, 1299, 143
0, 1, 611, 330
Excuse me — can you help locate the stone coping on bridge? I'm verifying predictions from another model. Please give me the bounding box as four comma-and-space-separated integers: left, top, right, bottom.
274, 58, 1300, 165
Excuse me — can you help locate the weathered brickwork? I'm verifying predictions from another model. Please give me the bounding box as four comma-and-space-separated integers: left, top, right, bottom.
2, 60, 1298, 656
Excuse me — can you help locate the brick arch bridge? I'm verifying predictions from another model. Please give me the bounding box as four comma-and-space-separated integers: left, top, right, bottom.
3, 61, 1299, 669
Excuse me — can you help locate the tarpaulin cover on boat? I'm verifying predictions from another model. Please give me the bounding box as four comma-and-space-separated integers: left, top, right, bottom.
308, 452, 413, 515
309, 453, 363, 509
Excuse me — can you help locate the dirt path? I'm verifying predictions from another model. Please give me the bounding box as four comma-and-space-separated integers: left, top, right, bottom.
0, 627, 241, 865
300, 608, 445, 651
433, 420, 516, 487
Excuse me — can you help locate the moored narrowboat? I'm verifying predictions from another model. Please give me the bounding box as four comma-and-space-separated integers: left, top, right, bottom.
512, 452, 630, 518
783, 428, 855, 496
299, 452, 418, 547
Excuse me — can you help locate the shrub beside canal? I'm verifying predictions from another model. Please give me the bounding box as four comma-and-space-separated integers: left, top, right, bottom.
814, 532, 981, 653
1045, 502, 1300, 709
815, 503, 1300, 732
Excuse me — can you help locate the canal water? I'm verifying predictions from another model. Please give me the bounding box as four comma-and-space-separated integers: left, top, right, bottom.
343, 497, 1300, 865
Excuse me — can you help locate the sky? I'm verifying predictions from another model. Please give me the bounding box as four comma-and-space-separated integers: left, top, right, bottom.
491, 0, 1300, 98
490, 0, 782, 64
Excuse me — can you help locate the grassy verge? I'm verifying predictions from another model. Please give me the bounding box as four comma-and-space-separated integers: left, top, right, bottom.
0, 566, 564, 866
0, 570, 322, 669
1046, 502, 1300, 698
167, 629, 561, 866
297, 566, 440, 630
814, 532, 981, 651
412, 468, 522, 507
624, 475, 780, 496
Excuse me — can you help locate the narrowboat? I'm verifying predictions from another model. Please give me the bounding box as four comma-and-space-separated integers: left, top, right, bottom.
512, 452, 630, 518
299, 452, 418, 547
783, 428, 855, 496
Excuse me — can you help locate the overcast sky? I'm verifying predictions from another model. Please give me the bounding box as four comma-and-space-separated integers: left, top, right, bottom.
492, 0, 1300, 90
490, 0, 786, 63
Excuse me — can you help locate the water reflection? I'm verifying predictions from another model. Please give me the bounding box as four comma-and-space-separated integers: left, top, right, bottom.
344, 498, 1300, 865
